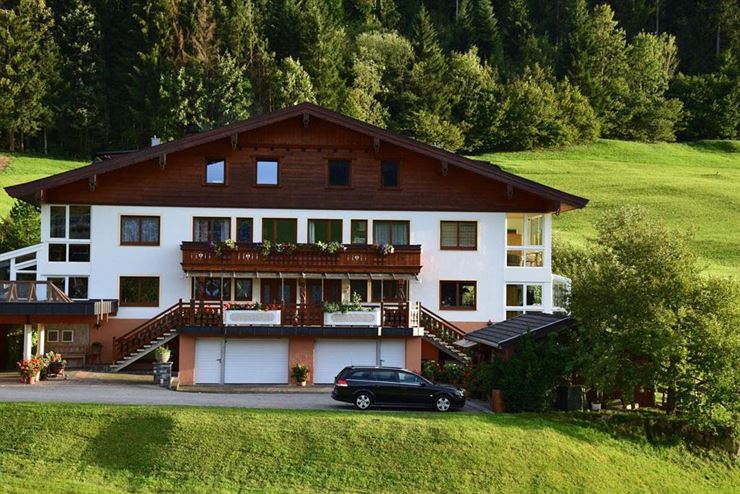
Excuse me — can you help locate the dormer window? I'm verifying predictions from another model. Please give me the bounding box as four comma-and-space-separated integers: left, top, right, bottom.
205, 158, 226, 185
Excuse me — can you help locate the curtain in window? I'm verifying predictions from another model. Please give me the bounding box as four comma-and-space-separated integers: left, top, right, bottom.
392, 222, 408, 245
141, 218, 159, 243
122, 218, 139, 243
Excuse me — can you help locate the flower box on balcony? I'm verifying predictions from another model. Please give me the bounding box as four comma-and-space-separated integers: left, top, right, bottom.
224, 309, 282, 326
323, 309, 381, 327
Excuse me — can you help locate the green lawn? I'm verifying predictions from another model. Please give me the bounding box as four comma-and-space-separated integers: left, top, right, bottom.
0, 403, 737, 493
0, 153, 86, 214
476, 140, 740, 277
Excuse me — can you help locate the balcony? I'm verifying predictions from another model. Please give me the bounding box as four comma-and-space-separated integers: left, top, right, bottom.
181, 242, 422, 275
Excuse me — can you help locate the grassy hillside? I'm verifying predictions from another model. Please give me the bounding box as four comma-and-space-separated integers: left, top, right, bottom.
476, 140, 740, 277
0, 403, 737, 493
0, 154, 86, 214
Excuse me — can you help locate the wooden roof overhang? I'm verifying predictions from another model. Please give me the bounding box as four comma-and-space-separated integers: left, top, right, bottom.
464, 313, 575, 349
5, 103, 588, 212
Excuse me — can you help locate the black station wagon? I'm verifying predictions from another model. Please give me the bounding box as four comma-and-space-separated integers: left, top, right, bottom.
331, 366, 466, 412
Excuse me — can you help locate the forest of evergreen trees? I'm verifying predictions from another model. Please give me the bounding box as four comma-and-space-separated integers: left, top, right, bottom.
0, 0, 738, 157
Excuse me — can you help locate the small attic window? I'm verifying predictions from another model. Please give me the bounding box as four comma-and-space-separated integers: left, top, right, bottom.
205, 158, 226, 185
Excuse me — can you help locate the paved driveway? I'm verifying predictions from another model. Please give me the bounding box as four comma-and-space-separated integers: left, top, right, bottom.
0, 372, 489, 412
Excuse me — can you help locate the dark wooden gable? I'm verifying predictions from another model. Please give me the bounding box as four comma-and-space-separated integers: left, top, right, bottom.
42, 114, 557, 212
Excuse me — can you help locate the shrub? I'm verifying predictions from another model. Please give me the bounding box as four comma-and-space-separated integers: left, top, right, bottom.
291, 363, 309, 383
492, 334, 572, 412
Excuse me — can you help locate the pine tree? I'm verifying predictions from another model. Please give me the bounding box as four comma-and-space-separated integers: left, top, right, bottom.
0, 0, 57, 151
500, 0, 547, 74
460, 0, 503, 67
55, 0, 108, 154
407, 5, 450, 117
559, 2, 630, 136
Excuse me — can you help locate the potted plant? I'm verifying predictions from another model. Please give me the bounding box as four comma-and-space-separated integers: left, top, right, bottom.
16, 357, 44, 384
154, 346, 171, 363
45, 351, 66, 376
291, 363, 309, 386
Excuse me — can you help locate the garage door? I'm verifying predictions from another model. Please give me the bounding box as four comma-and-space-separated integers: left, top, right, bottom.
224, 339, 289, 384
195, 338, 222, 384
314, 340, 378, 384
379, 339, 406, 368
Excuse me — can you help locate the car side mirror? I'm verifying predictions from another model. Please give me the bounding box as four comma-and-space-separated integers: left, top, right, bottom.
419, 381, 427, 387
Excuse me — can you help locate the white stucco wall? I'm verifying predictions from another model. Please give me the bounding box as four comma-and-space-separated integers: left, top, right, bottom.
37, 204, 554, 323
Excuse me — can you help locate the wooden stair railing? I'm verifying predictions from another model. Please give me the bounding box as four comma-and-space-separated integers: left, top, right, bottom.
420, 305, 465, 354
112, 299, 223, 362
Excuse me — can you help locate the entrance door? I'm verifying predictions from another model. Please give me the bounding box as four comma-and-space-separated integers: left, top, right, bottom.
379, 339, 406, 368
305, 279, 342, 304
194, 338, 222, 384
261, 279, 297, 304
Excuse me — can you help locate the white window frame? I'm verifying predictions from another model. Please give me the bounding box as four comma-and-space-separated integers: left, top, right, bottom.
61, 330, 74, 343
47, 205, 92, 263
44, 276, 89, 300
47, 330, 59, 343
505, 213, 544, 268
505, 283, 544, 316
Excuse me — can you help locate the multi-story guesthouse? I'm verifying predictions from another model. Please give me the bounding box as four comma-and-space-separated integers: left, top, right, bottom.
0, 103, 586, 385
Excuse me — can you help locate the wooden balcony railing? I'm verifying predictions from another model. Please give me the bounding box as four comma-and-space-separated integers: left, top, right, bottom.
181, 242, 422, 274
113, 299, 420, 361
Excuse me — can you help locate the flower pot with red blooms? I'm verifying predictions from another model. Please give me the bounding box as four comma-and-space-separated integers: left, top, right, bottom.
17, 357, 45, 384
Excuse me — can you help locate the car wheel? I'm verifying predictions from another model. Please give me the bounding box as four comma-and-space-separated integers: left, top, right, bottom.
354, 392, 372, 410
434, 394, 452, 412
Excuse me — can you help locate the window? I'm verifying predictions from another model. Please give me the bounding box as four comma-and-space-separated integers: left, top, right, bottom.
351, 220, 368, 244
256, 160, 279, 185
50, 206, 66, 238
47, 330, 59, 343
47, 276, 88, 299
49, 244, 66, 262
506, 213, 544, 267
205, 158, 226, 185
398, 372, 423, 385
234, 279, 253, 301
47, 205, 91, 261
193, 278, 231, 301
371, 370, 398, 383
328, 160, 350, 187
505, 283, 543, 319
119, 277, 159, 307
69, 206, 91, 239
193, 217, 230, 242
61, 330, 74, 343
68, 277, 89, 299
308, 219, 342, 243
381, 160, 399, 188
262, 218, 297, 243
68, 244, 90, 262
236, 218, 253, 242
350, 280, 368, 302
121, 216, 160, 245
373, 221, 409, 245
371, 280, 408, 302
440, 221, 477, 250
439, 281, 476, 310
